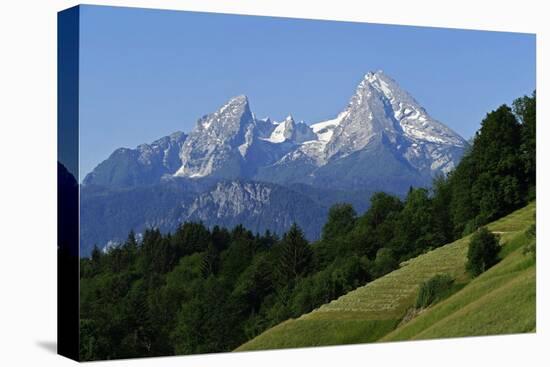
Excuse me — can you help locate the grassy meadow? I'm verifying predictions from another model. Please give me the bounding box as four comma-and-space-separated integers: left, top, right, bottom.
237, 203, 536, 351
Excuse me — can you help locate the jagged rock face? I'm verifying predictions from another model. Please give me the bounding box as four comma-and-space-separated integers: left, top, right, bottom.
174, 95, 254, 178
83, 131, 187, 188
326, 71, 466, 174
185, 181, 273, 219
80, 179, 329, 256
181, 180, 327, 239
173, 102, 318, 180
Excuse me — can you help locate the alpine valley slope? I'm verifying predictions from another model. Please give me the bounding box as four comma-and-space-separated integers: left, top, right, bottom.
236, 203, 536, 351
81, 71, 468, 256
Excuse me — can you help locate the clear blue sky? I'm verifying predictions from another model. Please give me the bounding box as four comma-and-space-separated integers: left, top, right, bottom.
79, 5, 536, 178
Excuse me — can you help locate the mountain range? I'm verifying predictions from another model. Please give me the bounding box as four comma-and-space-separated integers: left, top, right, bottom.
80, 71, 468, 256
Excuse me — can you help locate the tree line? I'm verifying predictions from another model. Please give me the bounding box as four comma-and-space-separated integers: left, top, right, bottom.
79, 92, 535, 360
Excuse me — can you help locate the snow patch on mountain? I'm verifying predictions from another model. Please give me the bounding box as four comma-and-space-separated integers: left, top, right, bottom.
311, 110, 349, 143
260, 115, 316, 145
263, 115, 295, 143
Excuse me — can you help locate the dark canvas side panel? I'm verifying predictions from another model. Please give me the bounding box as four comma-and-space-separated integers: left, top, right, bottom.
57, 5, 80, 361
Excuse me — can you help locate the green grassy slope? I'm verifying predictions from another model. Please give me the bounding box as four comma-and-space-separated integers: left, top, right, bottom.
237, 203, 535, 351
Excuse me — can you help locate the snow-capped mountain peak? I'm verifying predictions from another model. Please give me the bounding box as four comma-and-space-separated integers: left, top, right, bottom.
199, 94, 251, 131
87, 72, 468, 191
356, 71, 466, 147
172, 71, 467, 181
232, 71, 464, 182
318, 71, 467, 172
174, 95, 255, 178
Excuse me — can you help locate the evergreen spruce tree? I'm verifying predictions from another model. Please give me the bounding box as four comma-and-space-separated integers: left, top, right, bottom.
201, 243, 219, 277
277, 223, 312, 284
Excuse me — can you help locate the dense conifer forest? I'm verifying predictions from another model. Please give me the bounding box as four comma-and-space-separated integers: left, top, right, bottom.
79, 93, 535, 360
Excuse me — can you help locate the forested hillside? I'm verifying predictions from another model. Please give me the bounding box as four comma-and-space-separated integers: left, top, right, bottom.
79, 92, 535, 360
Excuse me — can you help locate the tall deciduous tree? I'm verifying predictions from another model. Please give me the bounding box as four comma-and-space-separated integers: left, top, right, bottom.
466, 227, 500, 276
